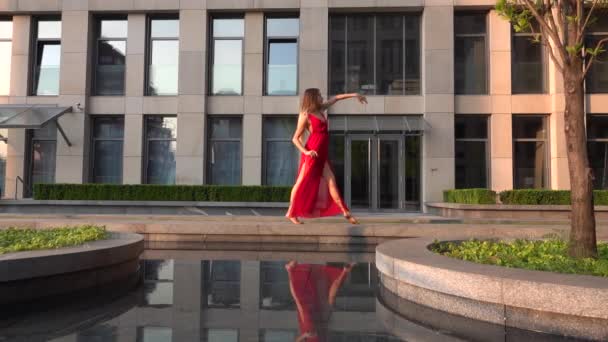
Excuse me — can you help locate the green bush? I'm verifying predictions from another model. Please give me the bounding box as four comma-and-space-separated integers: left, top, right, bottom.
443, 189, 497, 204
0, 225, 108, 254
431, 239, 608, 277
499, 189, 608, 205
34, 184, 292, 202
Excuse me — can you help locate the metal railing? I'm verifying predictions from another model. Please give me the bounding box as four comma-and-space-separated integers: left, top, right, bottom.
15, 176, 31, 200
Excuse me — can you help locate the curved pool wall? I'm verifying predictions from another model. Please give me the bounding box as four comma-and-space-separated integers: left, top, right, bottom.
0, 232, 144, 306
376, 238, 608, 341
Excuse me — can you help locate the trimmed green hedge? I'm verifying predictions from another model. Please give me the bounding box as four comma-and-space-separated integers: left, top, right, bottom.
499, 190, 608, 205
33, 184, 291, 202
443, 189, 497, 204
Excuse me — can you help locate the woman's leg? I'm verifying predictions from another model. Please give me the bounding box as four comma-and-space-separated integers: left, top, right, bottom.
286, 161, 308, 224
323, 162, 358, 224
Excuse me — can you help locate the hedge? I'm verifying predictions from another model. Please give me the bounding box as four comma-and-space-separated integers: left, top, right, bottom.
499, 189, 608, 205
33, 184, 292, 202
443, 189, 497, 204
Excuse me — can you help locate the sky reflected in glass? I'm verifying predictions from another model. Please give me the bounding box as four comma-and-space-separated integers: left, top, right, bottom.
100, 20, 128, 39
38, 20, 61, 39
213, 18, 244, 37
267, 18, 299, 37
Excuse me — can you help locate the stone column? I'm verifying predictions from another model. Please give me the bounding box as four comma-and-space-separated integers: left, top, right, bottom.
488, 10, 513, 192
172, 260, 202, 341
422, 4, 455, 206
548, 47, 569, 189
177, 9, 207, 185
123, 14, 146, 184
5, 16, 30, 198
299, 0, 328, 96
56, 10, 90, 183
242, 12, 264, 185
239, 260, 261, 342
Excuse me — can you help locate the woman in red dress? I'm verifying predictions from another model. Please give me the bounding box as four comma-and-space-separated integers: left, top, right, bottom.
286, 88, 368, 225
285, 261, 354, 342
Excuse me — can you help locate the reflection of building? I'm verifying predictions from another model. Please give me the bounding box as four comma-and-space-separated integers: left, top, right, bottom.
1, 3, 607, 211
53, 256, 391, 342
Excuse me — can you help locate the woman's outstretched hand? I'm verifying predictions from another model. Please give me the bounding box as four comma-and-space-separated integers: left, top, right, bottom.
305, 150, 318, 158
357, 94, 368, 104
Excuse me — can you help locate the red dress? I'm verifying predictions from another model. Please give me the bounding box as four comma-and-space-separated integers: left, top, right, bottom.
287, 264, 344, 342
286, 114, 348, 218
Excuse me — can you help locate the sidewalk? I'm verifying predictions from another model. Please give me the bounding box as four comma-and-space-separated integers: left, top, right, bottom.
0, 213, 606, 244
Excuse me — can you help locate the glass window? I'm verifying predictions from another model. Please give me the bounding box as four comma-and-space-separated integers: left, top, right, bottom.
263, 117, 298, 185
455, 115, 489, 188
586, 17, 608, 93
29, 122, 57, 188
266, 17, 299, 96
207, 117, 242, 185
513, 116, 548, 189
211, 18, 244, 95
202, 261, 241, 308
0, 19, 12, 96
137, 327, 172, 342
330, 14, 420, 95
204, 329, 239, 342
260, 261, 295, 310
94, 18, 127, 95
32, 18, 61, 96
512, 28, 546, 94
147, 18, 179, 96
455, 13, 487, 95
144, 116, 176, 184
587, 115, 608, 189
91, 116, 124, 184
142, 259, 174, 306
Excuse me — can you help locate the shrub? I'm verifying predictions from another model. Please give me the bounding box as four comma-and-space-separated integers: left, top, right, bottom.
34, 184, 292, 202
431, 239, 608, 277
0, 225, 108, 254
499, 189, 608, 205
443, 189, 497, 204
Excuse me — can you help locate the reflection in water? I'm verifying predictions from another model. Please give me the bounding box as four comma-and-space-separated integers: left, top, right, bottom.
286, 261, 353, 342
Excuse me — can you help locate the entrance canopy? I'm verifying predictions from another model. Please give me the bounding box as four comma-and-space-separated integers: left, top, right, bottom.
328, 115, 428, 133
0, 105, 72, 145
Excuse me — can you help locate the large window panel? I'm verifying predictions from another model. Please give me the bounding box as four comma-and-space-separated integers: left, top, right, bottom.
207, 117, 242, 185
32, 18, 61, 96
0, 19, 12, 96
147, 18, 179, 96
513, 116, 548, 189
512, 29, 546, 94
203, 261, 241, 308
455, 115, 488, 188
144, 116, 176, 184
94, 18, 127, 95
330, 14, 420, 96
455, 13, 487, 95
91, 116, 124, 184
266, 17, 299, 96
588, 115, 608, 189
263, 117, 298, 186
29, 122, 57, 187
586, 34, 608, 93
212, 18, 244, 95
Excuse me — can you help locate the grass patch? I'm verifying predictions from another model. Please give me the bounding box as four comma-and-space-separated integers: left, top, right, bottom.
0, 225, 108, 255
431, 239, 608, 277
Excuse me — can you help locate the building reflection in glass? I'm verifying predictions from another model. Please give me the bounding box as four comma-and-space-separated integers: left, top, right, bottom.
202, 260, 241, 308
142, 259, 174, 306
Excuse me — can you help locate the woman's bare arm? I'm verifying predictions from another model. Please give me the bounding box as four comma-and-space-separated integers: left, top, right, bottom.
292, 112, 317, 157
322, 93, 368, 110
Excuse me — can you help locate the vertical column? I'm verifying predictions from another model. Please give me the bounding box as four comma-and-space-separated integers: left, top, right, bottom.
488, 10, 513, 192
5, 16, 30, 198
549, 44, 569, 189
177, 9, 207, 184
123, 14, 146, 184
239, 261, 261, 342
242, 12, 264, 185
56, 10, 90, 183
172, 260, 202, 341
299, 0, 328, 95
422, 4, 455, 206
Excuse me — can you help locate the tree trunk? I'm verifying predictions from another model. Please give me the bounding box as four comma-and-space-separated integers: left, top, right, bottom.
563, 61, 598, 258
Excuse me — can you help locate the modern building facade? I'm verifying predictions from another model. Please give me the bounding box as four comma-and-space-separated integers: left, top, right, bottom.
0, 0, 607, 212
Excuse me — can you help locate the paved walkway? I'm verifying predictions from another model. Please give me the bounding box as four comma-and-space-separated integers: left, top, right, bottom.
0, 213, 607, 244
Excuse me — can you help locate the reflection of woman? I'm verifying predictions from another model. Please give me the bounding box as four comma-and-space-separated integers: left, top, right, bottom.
286, 88, 367, 225
285, 261, 354, 342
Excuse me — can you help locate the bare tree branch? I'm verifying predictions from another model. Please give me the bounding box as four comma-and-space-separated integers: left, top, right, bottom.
578, 0, 600, 44
521, 0, 571, 65
583, 36, 608, 77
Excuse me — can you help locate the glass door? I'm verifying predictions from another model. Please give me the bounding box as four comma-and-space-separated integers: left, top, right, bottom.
346, 135, 372, 209
377, 135, 404, 210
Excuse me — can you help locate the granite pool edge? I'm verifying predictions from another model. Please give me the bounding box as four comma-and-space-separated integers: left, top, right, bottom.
375, 238, 608, 340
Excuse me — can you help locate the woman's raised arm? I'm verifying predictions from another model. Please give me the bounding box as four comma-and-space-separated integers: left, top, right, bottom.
322, 93, 368, 110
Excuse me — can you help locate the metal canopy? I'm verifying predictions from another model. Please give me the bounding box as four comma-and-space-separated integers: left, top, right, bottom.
328, 115, 428, 133
0, 105, 73, 146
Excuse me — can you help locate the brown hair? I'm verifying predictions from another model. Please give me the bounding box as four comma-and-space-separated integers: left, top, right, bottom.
300, 88, 322, 113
